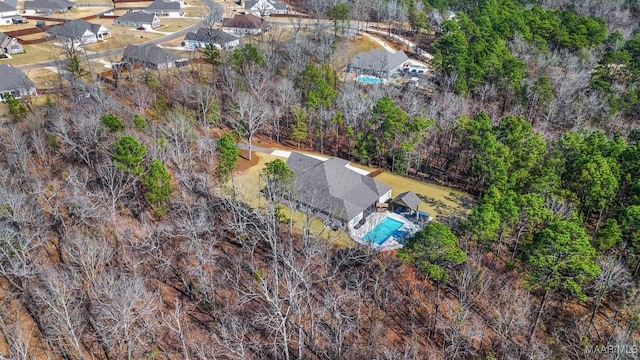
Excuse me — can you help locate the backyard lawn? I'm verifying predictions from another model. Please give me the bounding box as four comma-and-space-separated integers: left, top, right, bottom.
0, 44, 60, 65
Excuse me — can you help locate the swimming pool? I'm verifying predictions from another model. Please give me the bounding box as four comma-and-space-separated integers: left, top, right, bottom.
364, 217, 404, 245
357, 75, 383, 85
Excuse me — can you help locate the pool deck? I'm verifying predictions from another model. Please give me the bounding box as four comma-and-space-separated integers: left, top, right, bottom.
349, 211, 422, 251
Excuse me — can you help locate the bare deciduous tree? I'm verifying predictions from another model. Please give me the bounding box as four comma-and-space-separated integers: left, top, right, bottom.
230, 92, 271, 161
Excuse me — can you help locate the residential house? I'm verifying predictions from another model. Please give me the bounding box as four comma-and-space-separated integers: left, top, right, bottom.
286, 152, 392, 228
347, 49, 409, 79
0, 32, 23, 55
184, 28, 239, 50
47, 19, 111, 47
146, 0, 181, 17
0, 64, 36, 101
244, 0, 288, 18
123, 43, 188, 70
113, 11, 160, 30
222, 13, 269, 35
23, 0, 76, 15
0, 1, 23, 25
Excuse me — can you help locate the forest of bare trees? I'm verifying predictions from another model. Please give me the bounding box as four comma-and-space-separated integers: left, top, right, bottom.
0, 0, 639, 358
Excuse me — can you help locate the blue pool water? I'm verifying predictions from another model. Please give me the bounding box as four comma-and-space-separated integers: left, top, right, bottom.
364, 218, 404, 245
357, 75, 383, 84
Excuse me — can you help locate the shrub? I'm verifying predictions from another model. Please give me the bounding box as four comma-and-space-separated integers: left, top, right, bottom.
100, 113, 124, 132
133, 114, 148, 130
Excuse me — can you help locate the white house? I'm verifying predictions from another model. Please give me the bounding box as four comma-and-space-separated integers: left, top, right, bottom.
47, 19, 111, 48
222, 13, 269, 35
184, 28, 239, 50
0, 32, 23, 55
347, 49, 410, 79
0, 64, 37, 101
113, 11, 160, 30
285, 152, 393, 228
244, 0, 288, 18
123, 43, 188, 70
0, 1, 22, 26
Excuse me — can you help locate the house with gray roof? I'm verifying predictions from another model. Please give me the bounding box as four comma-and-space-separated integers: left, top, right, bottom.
114, 11, 160, 30
0, 64, 36, 101
244, 0, 288, 18
184, 28, 239, 50
47, 19, 111, 47
23, 0, 75, 15
222, 13, 269, 35
286, 152, 392, 227
0, 1, 23, 25
0, 32, 23, 55
123, 43, 188, 70
347, 49, 409, 79
146, 0, 181, 17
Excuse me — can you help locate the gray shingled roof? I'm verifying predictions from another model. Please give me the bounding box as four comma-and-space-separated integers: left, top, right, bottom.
47, 19, 103, 38
0, 32, 9, 44
0, 64, 34, 93
124, 43, 183, 65
0, 1, 17, 12
184, 28, 238, 44
349, 49, 409, 72
286, 152, 392, 222
23, 0, 74, 10
146, 0, 180, 11
393, 191, 421, 211
116, 11, 156, 23
245, 0, 287, 11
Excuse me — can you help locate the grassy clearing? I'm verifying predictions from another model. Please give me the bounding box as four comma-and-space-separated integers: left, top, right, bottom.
0, 44, 60, 65
374, 171, 475, 223
232, 152, 356, 248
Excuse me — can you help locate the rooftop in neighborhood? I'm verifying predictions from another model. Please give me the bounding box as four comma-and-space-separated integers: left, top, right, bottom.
124, 43, 184, 65
0, 1, 17, 12
184, 28, 239, 44
222, 13, 267, 29
47, 19, 103, 38
0, 64, 34, 93
116, 10, 156, 23
349, 49, 409, 72
0, 31, 10, 44
146, 0, 180, 11
23, 0, 75, 10
286, 152, 392, 222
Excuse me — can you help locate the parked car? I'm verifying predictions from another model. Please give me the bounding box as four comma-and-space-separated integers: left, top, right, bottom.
136, 26, 145, 30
